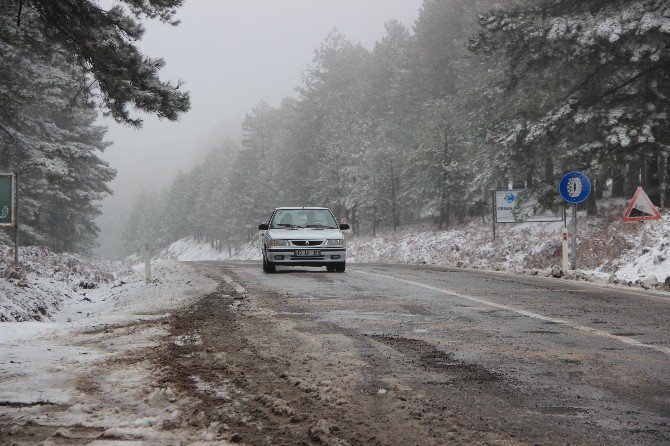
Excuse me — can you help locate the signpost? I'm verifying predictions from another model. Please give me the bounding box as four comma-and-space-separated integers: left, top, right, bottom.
492, 189, 564, 240
0, 173, 18, 262
144, 242, 152, 284
559, 171, 591, 270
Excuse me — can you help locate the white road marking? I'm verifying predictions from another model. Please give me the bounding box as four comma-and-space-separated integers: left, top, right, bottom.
356, 271, 670, 357
451, 267, 670, 303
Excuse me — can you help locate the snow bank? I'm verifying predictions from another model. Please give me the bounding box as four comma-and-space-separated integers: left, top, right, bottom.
0, 245, 126, 322
159, 201, 670, 288
158, 235, 260, 261
161, 236, 230, 261
0, 260, 218, 443
346, 204, 670, 287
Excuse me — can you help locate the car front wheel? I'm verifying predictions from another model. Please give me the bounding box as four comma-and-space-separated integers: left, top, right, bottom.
262, 252, 276, 274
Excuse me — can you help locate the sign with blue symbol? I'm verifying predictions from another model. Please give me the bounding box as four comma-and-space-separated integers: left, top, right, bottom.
494, 189, 562, 223
559, 172, 591, 204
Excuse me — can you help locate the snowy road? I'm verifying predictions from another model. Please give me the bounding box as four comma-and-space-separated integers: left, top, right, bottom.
1, 260, 668, 445
201, 260, 670, 445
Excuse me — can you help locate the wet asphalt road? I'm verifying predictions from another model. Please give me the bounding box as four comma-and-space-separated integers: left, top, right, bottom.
202, 261, 670, 445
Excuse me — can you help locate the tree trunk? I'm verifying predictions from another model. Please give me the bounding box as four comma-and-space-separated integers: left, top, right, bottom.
439, 126, 450, 230
543, 157, 554, 185
445, 201, 451, 228
595, 177, 605, 199
586, 178, 597, 216
390, 164, 399, 231
525, 171, 533, 189
457, 206, 465, 224
372, 206, 377, 237
612, 162, 625, 197
660, 154, 667, 210
350, 203, 357, 235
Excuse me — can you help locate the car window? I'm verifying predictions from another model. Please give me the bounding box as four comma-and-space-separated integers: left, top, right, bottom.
270, 209, 337, 229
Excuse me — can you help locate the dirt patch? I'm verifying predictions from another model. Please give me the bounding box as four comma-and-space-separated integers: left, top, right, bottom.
368, 335, 500, 382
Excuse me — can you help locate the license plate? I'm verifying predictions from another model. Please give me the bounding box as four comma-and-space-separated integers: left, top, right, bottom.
295, 250, 321, 256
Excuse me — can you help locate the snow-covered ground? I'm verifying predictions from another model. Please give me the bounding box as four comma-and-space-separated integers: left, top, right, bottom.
0, 246, 124, 322
159, 201, 670, 290
159, 236, 259, 262
0, 259, 221, 444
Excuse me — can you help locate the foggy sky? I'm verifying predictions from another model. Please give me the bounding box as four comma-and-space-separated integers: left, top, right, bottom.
99, 0, 424, 216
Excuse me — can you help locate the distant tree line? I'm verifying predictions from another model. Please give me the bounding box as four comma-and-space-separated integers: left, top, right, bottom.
0, 1, 189, 252
121, 0, 670, 256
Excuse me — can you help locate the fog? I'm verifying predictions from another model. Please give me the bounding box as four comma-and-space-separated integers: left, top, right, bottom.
97, 0, 423, 255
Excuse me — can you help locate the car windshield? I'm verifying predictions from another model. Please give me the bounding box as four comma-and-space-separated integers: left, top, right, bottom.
270, 209, 338, 229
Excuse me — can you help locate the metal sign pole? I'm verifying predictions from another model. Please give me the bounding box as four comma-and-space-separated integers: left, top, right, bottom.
559, 171, 591, 272
491, 189, 496, 241
561, 206, 568, 270
570, 204, 577, 270
13, 173, 19, 263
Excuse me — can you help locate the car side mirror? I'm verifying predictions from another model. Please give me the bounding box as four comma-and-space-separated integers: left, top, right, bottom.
339, 224, 350, 230
258, 223, 269, 230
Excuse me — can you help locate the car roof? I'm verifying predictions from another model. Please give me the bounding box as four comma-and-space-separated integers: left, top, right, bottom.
274, 207, 330, 210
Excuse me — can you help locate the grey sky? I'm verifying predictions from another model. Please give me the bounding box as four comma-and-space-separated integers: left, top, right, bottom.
99, 0, 423, 227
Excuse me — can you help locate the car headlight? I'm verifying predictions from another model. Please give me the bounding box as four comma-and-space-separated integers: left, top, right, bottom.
326, 239, 344, 246
269, 239, 289, 247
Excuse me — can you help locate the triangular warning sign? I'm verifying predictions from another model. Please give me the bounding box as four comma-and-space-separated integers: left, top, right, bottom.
623, 187, 661, 221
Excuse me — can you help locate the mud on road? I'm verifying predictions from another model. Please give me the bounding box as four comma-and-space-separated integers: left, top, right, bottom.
156, 265, 598, 446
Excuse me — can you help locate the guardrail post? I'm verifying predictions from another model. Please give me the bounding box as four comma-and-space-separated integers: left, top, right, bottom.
144, 242, 151, 284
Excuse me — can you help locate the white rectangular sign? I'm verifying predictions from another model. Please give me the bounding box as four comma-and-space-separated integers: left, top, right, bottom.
494, 189, 563, 223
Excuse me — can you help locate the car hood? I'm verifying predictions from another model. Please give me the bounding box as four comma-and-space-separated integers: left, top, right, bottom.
267, 228, 343, 240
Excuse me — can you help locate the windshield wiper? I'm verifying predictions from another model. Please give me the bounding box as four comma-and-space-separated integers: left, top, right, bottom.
275, 223, 299, 229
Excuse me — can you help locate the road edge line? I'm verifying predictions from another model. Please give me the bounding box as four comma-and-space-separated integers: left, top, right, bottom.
356, 270, 670, 357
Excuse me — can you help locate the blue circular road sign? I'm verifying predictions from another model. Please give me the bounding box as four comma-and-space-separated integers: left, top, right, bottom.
559, 171, 591, 203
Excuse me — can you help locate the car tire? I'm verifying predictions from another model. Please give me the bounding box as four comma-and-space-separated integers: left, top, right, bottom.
262, 251, 276, 274
335, 262, 345, 273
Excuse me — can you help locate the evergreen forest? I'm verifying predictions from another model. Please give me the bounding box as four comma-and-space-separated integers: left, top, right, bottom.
1, 1, 668, 257
122, 0, 670, 257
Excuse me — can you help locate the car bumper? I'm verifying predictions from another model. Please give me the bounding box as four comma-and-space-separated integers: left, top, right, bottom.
265, 247, 346, 266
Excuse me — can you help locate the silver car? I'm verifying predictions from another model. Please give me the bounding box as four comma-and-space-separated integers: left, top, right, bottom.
258, 207, 348, 273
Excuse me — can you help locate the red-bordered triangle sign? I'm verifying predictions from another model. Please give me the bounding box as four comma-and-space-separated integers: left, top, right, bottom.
623, 187, 661, 221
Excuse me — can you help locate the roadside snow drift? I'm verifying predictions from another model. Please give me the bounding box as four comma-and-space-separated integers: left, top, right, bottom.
0, 246, 121, 322
160, 201, 670, 288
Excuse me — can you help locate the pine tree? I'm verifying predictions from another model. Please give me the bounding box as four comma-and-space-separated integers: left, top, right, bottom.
470, 0, 670, 204
0, 12, 115, 252
2, 0, 190, 126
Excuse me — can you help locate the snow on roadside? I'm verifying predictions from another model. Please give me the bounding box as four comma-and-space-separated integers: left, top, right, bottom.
158, 235, 260, 262
161, 236, 230, 261
0, 246, 125, 322
0, 259, 219, 444
159, 201, 670, 289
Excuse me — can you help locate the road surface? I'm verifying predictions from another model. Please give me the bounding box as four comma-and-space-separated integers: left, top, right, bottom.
179, 261, 670, 445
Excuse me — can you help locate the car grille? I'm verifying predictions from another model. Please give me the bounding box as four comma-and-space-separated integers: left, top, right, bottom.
291, 240, 323, 246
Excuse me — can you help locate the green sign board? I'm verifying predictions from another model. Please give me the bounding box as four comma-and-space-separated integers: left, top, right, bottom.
0, 174, 14, 226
